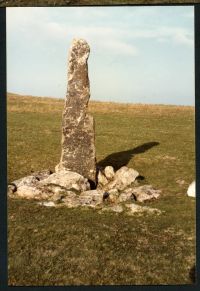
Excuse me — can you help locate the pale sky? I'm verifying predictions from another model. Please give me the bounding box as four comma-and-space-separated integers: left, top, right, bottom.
7, 6, 194, 105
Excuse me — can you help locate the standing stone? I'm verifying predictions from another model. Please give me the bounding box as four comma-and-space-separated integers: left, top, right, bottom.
56, 39, 96, 183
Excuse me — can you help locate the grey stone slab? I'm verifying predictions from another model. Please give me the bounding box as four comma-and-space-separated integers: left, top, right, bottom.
56, 39, 96, 183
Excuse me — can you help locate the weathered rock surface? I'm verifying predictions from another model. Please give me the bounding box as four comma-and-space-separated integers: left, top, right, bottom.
12, 175, 39, 188
8, 169, 90, 200
104, 166, 115, 180
104, 166, 139, 191
30, 169, 52, 180
10, 170, 53, 192
8, 165, 162, 215
126, 185, 161, 202
118, 190, 134, 203
79, 190, 104, 207
9, 175, 42, 199
97, 170, 108, 187
56, 39, 96, 183
14, 185, 45, 199
61, 191, 81, 208
39, 170, 90, 192
115, 166, 139, 185
7, 184, 17, 197
9, 183, 69, 201
56, 189, 104, 208
107, 188, 119, 203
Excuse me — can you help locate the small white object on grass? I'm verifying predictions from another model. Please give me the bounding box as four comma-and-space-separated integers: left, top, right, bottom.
187, 181, 196, 198
38, 201, 56, 207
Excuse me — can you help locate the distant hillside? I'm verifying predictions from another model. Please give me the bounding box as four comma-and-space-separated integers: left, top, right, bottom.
7, 92, 194, 115
1, 0, 199, 7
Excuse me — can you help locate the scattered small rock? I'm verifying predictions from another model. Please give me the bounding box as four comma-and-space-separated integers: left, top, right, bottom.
104, 166, 139, 191
187, 181, 195, 197
7, 184, 17, 196
125, 203, 162, 215
130, 185, 161, 202
97, 170, 108, 187
104, 166, 115, 180
38, 201, 56, 207
107, 188, 119, 203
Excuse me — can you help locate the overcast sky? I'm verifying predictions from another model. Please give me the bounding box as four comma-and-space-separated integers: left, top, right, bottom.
7, 6, 194, 105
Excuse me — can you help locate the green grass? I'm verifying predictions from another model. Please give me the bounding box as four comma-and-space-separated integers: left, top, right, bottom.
7, 93, 196, 285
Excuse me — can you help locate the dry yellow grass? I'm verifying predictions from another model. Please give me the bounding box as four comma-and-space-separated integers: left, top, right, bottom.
7, 92, 64, 113
7, 92, 194, 116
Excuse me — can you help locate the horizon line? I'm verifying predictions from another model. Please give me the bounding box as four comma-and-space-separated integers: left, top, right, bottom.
7, 91, 195, 108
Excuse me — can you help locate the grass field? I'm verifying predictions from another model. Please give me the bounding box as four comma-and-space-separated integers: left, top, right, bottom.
7, 92, 196, 285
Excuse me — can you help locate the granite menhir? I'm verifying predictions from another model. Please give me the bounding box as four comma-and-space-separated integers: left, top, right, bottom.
56, 39, 96, 184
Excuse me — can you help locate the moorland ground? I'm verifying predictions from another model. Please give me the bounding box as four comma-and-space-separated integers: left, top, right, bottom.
7, 92, 195, 285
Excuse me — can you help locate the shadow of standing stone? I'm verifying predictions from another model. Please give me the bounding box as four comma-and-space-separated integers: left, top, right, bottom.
98, 141, 159, 171
56, 39, 96, 184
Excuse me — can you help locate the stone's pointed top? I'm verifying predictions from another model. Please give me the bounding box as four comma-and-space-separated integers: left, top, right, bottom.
72, 38, 89, 46
68, 38, 90, 68
70, 38, 90, 55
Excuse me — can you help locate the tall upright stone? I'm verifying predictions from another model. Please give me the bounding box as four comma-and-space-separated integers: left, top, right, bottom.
56, 39, 96, 184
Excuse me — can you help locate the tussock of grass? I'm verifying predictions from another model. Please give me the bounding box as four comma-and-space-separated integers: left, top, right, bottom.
8, 93, 195, 285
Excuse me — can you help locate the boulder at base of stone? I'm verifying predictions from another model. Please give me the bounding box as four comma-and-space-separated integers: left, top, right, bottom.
97, 170, 108, 187
12, 175, 39, 188
12, 185, 43, 199
104, 166, 139, 191
8, 169, 91, 201
104, 166, 115, 180
187, 181, 195, 197
39, 170, 90, 192
79, 190, 104, 207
